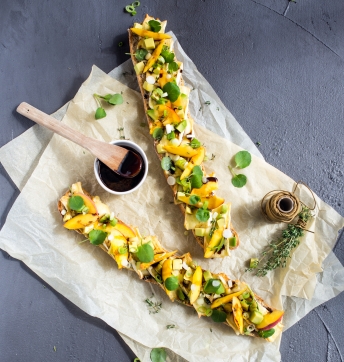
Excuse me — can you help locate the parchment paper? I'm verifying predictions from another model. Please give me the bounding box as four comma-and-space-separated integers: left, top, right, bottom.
1, 36, 344, 361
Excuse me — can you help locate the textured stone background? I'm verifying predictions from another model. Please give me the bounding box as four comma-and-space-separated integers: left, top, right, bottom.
0, 0, 343, 361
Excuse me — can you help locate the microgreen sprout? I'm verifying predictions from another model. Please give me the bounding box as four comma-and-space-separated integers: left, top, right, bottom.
145, 294, 162, 314
228, 150, 252, 188
93, 93, 123, 120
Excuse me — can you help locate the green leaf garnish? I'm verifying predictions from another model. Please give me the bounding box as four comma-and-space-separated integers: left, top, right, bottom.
196, 208, 210, 222
68, 196, 85, 211
234, 150, 251, 169
161, 47, 175, 63
95, 107, 106, 120
231, 174, 247, 188
161, 156, 172, 171
190, 174, 203, 189
192, 165, 203, 176
150, 348, 167, 362
189, 195, 201, 205
210, 309, 227, 323
148, 20, 161, 33
88, 229, 107, 245
164, 276, 179, 291
166, 131, 175, 140
152, 127, 164, 141
162, 82, 180, 102
135, 48, 148, 61
258, 329, 275, 339
189, 138, 201, 149
168, 61, 179, 73
136, 243, 154, 263
108, 94, 123, 105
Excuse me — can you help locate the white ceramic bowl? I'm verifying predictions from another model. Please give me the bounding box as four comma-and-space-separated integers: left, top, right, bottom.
94, 140, 148, 195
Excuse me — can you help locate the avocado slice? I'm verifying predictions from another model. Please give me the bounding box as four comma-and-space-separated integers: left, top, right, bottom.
249, 310, 264, 325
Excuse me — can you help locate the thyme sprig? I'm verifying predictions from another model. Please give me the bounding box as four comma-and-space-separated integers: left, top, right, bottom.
145, 294, 162, 314
246, 206, 312, 276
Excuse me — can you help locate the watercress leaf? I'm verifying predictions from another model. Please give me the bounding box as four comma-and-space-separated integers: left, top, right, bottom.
162, 82, 180, 102
68, 195, 85, 211
231, 174, 247, 188
136, 243, 154, 263
161, 156, 172, 171
168, 61, 179, 73
196, 208, 210, 222
164, 276, 179, 291
148, 20, 161, 33
192, 165, 203, 176
166, 131, 175, 140
135, 48, 148, 61
108, 94, 123, 105
95, 107, 106, 120
234, 150, 251, 169
258, 329, 275, 339
189, 195, 201, 205
150, 348, 167, 362
152, 127, 163, 141
190, 174, 203, 189
88, 229, 107, 245
100, 94, 112, 101
161, 49, 175, 63
211, 309, 227, 323
189, 138, 201, 149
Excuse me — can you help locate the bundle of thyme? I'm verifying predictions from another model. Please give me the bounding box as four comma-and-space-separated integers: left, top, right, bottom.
246, 206, 312, 276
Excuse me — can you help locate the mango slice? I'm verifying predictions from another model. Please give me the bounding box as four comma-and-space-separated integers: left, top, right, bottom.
143, 39, 166, 73
114, 221, 136, 239
147, 105, 180, 125
191, 181, 218, 198
177, 194, 224, 210
232, 296, 244, 334
189, 266, 202, 304
163, 144, 199, 158
204, 228, 224, 259
64, 214, 98, 230
180, 146, 205, 180
108, 235, 128, 270
130, 28, 172, 40
211, 286, 248, 309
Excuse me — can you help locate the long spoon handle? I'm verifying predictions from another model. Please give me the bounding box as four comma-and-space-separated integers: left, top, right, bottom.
17, 102, 94, 151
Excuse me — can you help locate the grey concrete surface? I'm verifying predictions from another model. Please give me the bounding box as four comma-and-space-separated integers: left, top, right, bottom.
1, 0, 343, 361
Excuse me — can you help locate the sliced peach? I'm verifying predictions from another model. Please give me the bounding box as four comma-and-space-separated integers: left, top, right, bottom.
204, 228, 224, 259
211, 286, 248, 309
256, 310, 284, 330
114, 221, 136, 239
163, 144, 199, 158
232, 296, 244, 334
158, 69, 170, 88
73, 192, 98, 214
93, 222, 123, 236
143, 39, 166, 73
130, 28, 171, 40
180, 146, 205, 180
147, 105, 180, 125
63, 214, 98, 230
191, 181, 218, 198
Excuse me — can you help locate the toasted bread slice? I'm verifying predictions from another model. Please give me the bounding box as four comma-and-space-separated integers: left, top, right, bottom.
128, 15, 240, 258
58, 182, 283, 341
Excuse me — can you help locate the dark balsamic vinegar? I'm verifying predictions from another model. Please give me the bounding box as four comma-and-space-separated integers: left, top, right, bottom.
98, 146, 145, 192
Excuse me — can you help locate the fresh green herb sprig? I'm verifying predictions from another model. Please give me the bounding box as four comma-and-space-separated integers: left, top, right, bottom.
228, 150, 251, 188
246, 206, 312, 276
145, 294, 162, 314
166, 324, 176, 329
93, 93, 123, 120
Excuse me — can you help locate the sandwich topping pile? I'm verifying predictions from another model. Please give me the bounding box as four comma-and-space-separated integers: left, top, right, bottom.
59, 182, 284, 341
128, 16, 240, 259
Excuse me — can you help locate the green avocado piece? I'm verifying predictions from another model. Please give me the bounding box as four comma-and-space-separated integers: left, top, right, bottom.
249, 310, 264, 325
204, 278, 222, 294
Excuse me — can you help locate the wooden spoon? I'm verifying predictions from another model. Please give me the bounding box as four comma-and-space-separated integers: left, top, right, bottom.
17, 102, 142, 178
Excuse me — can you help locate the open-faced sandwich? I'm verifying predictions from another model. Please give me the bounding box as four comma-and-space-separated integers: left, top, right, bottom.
58, 182, 284, 341
128, 16, 240, 259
